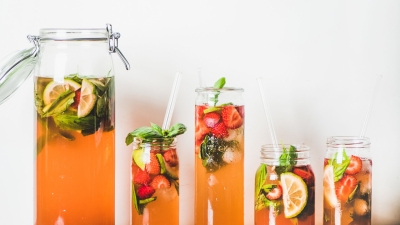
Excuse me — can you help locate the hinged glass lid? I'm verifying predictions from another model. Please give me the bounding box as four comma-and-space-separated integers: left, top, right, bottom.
0, 35, 39, 104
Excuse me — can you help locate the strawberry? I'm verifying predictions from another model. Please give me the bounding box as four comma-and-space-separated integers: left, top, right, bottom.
203, 112, 221, 128
150, 175, 171, 189
211, 122, 228, 138
70, 89, 81, 109
266, 185, 282, 200
196, 105, 207, 119
293, 167, 314, 185
221, 106, 243, 129
133, 168, 151, 185
345, 155, 362, 175
163, 148, 179, 167
145, 153, 160, 175
336, 174, 358, 202
195, 119, 210, 142
137, 185, 155, 199
235, 106, 244, 118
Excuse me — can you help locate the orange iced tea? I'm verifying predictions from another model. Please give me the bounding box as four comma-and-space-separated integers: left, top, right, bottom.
195, 104, 244, 225
34, 76, 115, 224
323, 137, 372, 225
130, 138, 180, 225
254, 145, 315, 225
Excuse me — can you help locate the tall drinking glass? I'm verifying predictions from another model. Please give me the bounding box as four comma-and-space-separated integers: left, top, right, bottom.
323, 136, 372, 225
254, 144, 315, 225
34, 28, 120, 224
195, 87, 244, 224
131, 137, 180, 225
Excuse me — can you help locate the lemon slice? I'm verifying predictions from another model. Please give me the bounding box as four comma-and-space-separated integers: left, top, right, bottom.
280, 172, 308, 218
77, 79, 97, 118
323, 165, 338, 208
132, 148, 145, 170
43, 79, 81, 105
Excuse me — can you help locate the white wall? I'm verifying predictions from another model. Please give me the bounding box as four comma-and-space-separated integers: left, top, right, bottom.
0, 1, 399, 224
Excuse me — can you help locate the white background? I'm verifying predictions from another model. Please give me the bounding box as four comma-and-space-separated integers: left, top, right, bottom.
0, 1, 399, 225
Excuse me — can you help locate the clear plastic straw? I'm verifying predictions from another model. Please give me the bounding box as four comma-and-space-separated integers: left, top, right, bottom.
359, 75, 383, 137
197, 68, 205, 87
162, 72, 183, 130
256, 77, 279, 150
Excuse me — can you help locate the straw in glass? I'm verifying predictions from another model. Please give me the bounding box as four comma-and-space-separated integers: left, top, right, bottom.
359, 75, 383, 137
162, 72, 183, 130
256, 77, 279, 150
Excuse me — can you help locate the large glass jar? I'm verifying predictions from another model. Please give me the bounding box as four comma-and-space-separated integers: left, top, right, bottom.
0, 24, 129, 224
194, 87, 245, 225
254, 144, 315, 225
131, 137, 180, 225
323, 136, 372, 225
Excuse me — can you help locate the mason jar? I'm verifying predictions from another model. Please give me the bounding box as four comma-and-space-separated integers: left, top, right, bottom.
131, 137, 179, 225
0, 24, 130, 224
194, 86, 245, 225
254, 144, 315, 225
323, 136, 372, 225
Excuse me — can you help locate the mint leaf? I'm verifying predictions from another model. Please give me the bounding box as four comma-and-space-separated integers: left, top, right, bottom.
126, 123, 187, 146
54, 114, 100, 131
329, 149, 350, 182
276, 145, 298, 174
212, 77, 226, 106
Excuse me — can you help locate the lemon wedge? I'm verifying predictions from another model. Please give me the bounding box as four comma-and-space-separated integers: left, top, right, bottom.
43, 79, 81, 105
77, 79, 96, 118
323, 165, 338, 208
280, 172, 308, 218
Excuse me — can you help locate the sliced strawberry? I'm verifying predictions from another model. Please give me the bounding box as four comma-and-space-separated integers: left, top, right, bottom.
266, 185, 282, 200
235, 106, 244, 118
196, 105, 207, 119
336, 174, 358, 202
324, 158, 329, 167
137, 185, 155, 199
293, 167, 314, 185
211, 122, 228, 138
145, 153, 161, 175
70, 89, 81, 109
221, 105, 243, 129
345, 155, 362, 175
203, 112, 221, 128
133, 168, 151, 185
195, 119, 210, 142
163, 148, 179, 167
150, 175, 171, 189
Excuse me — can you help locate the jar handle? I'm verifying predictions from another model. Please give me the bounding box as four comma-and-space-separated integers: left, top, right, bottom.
106, 24, 131, 70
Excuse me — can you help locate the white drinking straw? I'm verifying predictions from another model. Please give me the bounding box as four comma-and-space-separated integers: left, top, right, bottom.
197, 68, 205, 87
162, 72, 183, 130
359, 75, 383, 137
256, 77, 279, 150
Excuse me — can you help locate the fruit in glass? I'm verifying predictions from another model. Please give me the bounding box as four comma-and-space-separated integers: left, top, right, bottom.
323, 138, 372, 225
34, 75, 115, 224
254, 145, 315, 225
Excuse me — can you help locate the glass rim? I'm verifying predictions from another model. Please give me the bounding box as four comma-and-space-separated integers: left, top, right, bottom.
261, 144, 310, 152
39, 28, 108, 41
195, 87, 244, 93
327, 136, 370, 147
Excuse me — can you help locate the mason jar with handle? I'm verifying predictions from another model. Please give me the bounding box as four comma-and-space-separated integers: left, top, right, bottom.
0, 24, 130, 224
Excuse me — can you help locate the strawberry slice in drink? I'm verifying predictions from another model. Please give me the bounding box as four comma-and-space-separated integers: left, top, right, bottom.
266, 185, 282, 200
345, 155, 362, 175
221, 106, 243, 129
336, 174, 358, 202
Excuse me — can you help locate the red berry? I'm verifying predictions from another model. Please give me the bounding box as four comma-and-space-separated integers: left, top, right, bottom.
345, 155, 362, 175
293, 167, 314, 185
203, 112, 221, 128
196, 105, 207, 119
150, 175, 171, 189
163, 149, 179, 167
235, 106, 244, 118
211, 122, 228, 138
266, 185, 282, 200
145, 153, 160, 175
137, 185, 155, 199
336, 174, 358, 202
195, 118, 210, 142
133, 168, 151, 185
70, 89, 81, 108
221, 106, 243, 129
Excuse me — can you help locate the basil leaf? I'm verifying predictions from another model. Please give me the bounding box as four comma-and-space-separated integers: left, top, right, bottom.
41, 90, 75, 117
329, 149, 350, 182
212, 77, 226, 106
151, 123, 163, 136
167, 123, 187, 137
255, 164, 267, 200
276, 145, 298, 174
125, 127, 163, 145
